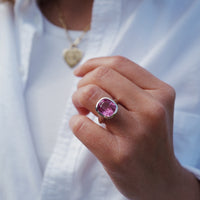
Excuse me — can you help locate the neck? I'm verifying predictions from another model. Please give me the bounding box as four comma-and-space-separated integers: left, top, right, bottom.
39, 0, 94, 30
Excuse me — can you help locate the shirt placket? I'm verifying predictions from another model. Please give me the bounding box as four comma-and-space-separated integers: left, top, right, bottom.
40, 0, 123, 199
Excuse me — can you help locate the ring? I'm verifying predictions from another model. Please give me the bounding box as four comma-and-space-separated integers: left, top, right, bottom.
96, 97, 118, 120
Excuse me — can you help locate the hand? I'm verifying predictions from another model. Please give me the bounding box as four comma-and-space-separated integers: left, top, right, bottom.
70, 56, 200, 199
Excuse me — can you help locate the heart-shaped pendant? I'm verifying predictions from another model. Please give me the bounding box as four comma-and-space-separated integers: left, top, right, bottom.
63, 47, 83, 68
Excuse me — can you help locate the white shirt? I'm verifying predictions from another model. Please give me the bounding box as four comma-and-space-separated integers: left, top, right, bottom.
1, 0, 200, 199
25, 15, 90, 171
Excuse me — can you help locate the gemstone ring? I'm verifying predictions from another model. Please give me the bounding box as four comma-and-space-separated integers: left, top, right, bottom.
95, 97, 118, 120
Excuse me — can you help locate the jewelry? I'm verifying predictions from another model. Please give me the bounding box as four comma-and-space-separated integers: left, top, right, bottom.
57, 5, 90, 68
96, 97, 118, 122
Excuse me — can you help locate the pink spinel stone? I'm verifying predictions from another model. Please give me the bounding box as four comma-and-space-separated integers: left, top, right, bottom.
96, 98, 118, 118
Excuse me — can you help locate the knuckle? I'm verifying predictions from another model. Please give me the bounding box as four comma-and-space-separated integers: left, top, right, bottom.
139, 100, 170, 138
93, 66, 112, 81
110, 56, 131, 71
72, 85, 99, 107
72, 91, 78, 105
153, 103, 166, 119
114, 153, 129, 167
71, 116, 87, 135
112, 145, 132, 168
161, 84, 176, 104
112, 153, 132, 172
148, 101, 167, 121
166, 85, 176, 102
84, 57, 96, 66
111, 55, 128, 66
80, 85, 99, 105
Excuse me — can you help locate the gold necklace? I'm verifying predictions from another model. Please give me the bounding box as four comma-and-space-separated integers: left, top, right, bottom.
57, 6, 90, 68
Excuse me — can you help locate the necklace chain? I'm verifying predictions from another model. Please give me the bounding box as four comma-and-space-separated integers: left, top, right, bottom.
55, 3, 90, 67
57, 5, 90, 48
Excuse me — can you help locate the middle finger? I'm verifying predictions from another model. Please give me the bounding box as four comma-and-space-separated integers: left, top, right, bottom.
78, 66, 150, 111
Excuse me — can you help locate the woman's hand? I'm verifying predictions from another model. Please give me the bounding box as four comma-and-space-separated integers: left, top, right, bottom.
70, 56, 200, 199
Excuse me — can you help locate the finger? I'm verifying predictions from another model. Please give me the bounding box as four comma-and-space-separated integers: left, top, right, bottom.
74, 56, 164, 89
72, 84, 108, 115
69, 115, 116, 165
77, 66, 151, 111
72, 84, 137, 135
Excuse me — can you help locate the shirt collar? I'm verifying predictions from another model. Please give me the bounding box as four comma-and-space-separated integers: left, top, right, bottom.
14, 0, 43, 34
14, 0, 122, 86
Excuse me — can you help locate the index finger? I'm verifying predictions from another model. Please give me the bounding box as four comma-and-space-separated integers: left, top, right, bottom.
74, 56, 165, 90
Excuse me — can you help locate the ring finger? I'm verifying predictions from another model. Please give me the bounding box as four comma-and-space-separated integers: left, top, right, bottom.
72, 84, 136, 135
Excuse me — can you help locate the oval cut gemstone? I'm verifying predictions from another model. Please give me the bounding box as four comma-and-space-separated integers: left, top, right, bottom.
96, 97, 118, 119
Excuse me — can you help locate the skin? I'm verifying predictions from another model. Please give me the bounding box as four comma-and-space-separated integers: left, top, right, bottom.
39, 0, 93, 30
39, 0, 200, 199
70, 56, 200, 199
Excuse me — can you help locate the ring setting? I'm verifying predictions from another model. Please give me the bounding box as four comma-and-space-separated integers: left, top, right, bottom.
96, 97, 118, 119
